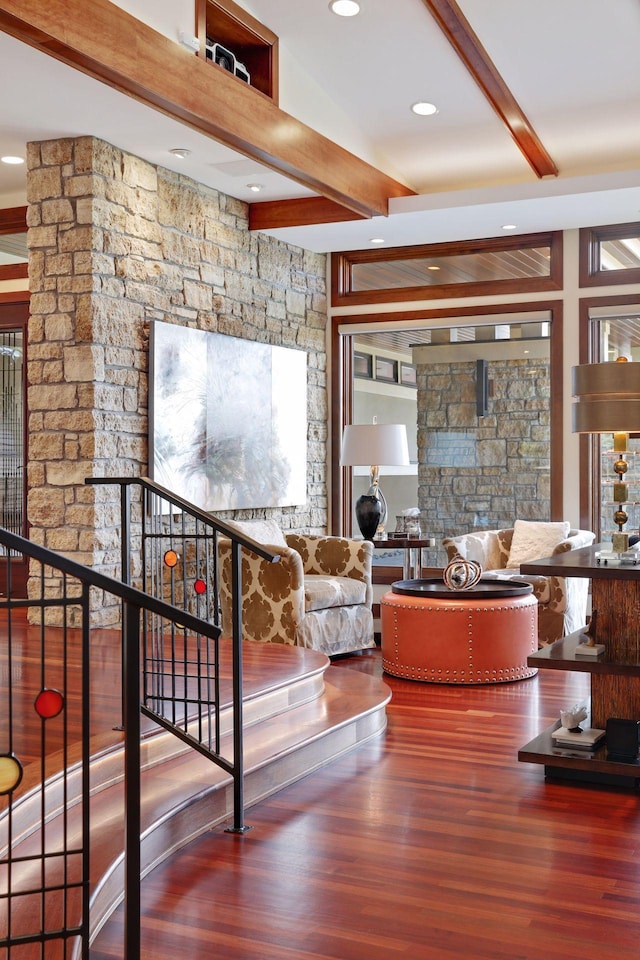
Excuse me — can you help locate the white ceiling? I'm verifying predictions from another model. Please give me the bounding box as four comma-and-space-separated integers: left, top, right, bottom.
1, 0, 640, 253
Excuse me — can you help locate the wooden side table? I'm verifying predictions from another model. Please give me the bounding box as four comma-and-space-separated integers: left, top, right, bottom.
519, 544, 640, 785
372, 537, 436, 580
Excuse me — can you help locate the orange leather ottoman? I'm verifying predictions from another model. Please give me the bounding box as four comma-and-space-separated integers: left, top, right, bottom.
380, 579, 538, 684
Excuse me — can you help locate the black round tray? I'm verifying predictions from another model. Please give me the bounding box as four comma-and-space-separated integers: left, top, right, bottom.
391, 577, 534, 599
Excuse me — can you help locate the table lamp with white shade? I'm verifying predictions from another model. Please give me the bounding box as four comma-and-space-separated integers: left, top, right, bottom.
340, 421, 411, 540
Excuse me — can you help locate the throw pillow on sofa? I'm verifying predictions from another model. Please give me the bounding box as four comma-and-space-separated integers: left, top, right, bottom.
506, 519, 571, 568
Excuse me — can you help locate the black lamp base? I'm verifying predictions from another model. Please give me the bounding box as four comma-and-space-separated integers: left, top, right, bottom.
355, 494, 382, 541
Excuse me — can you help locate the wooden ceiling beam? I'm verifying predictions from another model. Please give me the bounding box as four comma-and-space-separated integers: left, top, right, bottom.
0, 205, 27, 234
422, 0, 558, 179
0, 0, 415, 220
249, 197, 365, 231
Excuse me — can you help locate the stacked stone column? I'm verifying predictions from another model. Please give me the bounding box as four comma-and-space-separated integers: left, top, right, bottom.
26, 136, 327, 625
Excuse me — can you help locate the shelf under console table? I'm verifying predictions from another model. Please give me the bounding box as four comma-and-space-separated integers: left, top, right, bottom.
518, 544, 640, 786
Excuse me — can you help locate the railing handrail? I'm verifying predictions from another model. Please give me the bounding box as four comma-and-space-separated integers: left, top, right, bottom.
0, 526, 219, 640
86, 476, 280, 565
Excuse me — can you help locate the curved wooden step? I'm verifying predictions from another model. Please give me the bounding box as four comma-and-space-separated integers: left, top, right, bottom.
1, 642, 390, 954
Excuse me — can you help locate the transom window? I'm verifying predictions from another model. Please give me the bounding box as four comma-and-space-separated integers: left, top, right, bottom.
580, 222, 640, 287
332, 232, 562, 306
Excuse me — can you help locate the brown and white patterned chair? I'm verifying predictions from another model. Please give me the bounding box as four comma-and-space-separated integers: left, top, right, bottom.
218, 518, 375, 657
442, 522, 595, 646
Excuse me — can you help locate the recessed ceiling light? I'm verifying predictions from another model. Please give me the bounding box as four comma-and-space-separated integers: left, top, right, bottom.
169, 148, 191, 159
411, 102, 438, 117
329, 0, 360, 15
502, 223, 517, 230
427, 265, 440, 271
370, 237, 384, 244
1, 155, 24, 165
247, 183, 264, 193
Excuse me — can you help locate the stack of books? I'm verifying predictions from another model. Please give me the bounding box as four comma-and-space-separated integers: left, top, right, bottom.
551, 726, 605, 750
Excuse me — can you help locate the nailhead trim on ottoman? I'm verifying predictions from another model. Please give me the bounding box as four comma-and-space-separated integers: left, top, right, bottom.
380, 591, 538, 684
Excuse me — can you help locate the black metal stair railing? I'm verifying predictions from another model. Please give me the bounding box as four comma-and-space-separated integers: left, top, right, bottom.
0, 497, 278, 960
86, 476, 280, 829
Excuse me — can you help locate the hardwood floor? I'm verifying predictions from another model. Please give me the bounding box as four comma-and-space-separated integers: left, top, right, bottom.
1, 609, 392, 955
91, 652, 640, 960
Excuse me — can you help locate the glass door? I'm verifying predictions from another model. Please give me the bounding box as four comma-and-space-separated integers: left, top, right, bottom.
342, 313, 554, 574
0, 301, 27, 595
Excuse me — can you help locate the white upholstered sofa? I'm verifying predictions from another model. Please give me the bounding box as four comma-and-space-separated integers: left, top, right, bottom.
218, 518, 375, 657
442, 521, 595, 646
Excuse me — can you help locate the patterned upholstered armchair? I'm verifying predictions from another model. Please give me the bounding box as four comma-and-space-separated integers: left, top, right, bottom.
218, 518, 375, 657
442, 523, 595, 646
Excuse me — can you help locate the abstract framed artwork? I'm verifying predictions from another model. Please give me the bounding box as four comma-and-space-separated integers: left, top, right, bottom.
150, 322, 307, 511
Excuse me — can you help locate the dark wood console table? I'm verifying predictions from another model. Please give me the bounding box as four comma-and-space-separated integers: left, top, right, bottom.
518, 544, 640, 785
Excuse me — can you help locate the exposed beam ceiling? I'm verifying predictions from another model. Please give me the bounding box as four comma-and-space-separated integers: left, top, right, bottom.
0, 1, 639, 253
421, 0, 558, 179
0, 0, 414, 220
249, 197, 365, 231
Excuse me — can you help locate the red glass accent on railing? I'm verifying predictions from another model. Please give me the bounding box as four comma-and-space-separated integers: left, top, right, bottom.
34, 687, 65, 719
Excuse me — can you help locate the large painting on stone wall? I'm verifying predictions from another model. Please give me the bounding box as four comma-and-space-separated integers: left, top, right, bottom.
150, 321, 307, 511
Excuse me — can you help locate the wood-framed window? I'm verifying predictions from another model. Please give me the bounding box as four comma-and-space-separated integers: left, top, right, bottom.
579, 221, 640, 288
331, 300, 564, 540
577, 293, 640, 536
0, 297, 29, 596
0, 207, 28, 282
331, 231, 563, 307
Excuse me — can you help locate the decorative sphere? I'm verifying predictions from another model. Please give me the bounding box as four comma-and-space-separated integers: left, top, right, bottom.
614, 508, 628, 528
443, 554, 482, 591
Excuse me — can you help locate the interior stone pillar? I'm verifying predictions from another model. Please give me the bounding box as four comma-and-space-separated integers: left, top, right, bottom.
26, 135, 328, 626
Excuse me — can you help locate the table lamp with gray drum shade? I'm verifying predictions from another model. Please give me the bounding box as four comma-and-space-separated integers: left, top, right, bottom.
340, 422, 410, 540
572, 357, 640, 552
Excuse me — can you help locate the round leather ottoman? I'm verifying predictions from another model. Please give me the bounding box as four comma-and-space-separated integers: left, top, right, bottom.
380, 579, 538, 684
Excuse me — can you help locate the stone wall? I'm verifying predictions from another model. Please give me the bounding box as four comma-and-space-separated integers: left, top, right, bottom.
417, 356, 550, 548
26, 136, 327, 623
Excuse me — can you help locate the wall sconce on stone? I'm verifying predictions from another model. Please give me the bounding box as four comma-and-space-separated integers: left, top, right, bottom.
476, 359, 489, 417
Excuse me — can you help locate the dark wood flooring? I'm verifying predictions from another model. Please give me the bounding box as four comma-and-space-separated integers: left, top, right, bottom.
91, 652, 640, 960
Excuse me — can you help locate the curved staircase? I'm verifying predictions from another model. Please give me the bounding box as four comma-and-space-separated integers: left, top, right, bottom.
2, 640, 390, 949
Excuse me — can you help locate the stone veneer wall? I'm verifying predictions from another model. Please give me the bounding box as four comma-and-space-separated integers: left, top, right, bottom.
26, 137, 327, 624
417, 356, 550, 549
